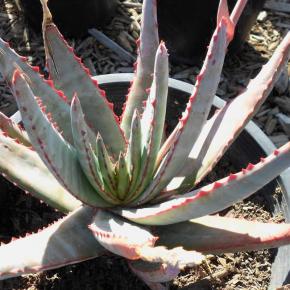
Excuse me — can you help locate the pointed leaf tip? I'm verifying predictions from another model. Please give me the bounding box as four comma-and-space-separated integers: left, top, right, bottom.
120, 0, 159, 138
217, 0, 230, 26
158, 41, 168, 55
217, 0, 235, 43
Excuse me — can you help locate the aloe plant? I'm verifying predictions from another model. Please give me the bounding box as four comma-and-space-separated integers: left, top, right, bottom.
0, 0, 289, 289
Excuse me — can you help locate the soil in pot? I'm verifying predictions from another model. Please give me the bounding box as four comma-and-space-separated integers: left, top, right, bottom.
0, 81, 284, 290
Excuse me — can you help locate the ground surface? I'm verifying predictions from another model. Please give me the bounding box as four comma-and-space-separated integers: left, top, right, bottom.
0, 0, 289, 289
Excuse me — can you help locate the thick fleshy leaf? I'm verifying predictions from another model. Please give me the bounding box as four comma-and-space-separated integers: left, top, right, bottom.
141, 13, 231, 204
217, 0, 234, 42
0, 132, 80, 213
174, 31, 290, 193
129, 260, 180, 283
116, 152, 130, 200
120, 0, 159, 138
89, 210, 204, 268
70, 96, 119, 205
117, 142, 290, 225
0, 206, 106, 280
229, 0, 248, 27
13, 72, 110, 207
125, 109, 142, 201
89, 209, 157, 260
153, 0, 236, 169
0, 112, 30, 146
0, 38, 73, 144
155, 215, 290, 254
129, 43, 169, 202
157, 1, 231, 167
40, 0, 125, 159
95, 134, 118, 195
137, 246, 204, 270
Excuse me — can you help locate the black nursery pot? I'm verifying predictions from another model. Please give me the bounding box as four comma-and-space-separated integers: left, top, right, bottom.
157, 0, 266, 65
19, 0, 117, 37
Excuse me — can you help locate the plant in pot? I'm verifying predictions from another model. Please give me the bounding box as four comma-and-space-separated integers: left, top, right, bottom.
0, 0, 290, 289
16, 0, 117, 37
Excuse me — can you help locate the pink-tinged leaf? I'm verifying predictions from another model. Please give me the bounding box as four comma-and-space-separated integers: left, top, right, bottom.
0, 38, 73, 144
89, 209, 157, 260
40, 0, 126, 159
140, 16, 230, 204
217, 0, 235, 42
230, 0, 248, 26
0, 132, 80, 213
0, 112, 30, 146
128, 43, 169, 203
191, 31, 290, 186
129, 260, 180, 283
137, 246, 204, 270
165, 31, 290, 194
70, 95, 120, 205
155, 215, 290, 254
117, 142, 290, 225
12, 71, 110, 208
0, 206, 106, 280
155, 0, 235, 170
120, 0, 159, 138
89, 211, 204, 270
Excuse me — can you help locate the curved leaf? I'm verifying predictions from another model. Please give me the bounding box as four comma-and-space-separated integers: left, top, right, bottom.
156, 215, 290, 254
176, 31, 290, 193
89, 209, 157, 260
41, 0, 125, 159
0, 112, 30, 146
13, 72, 110, 207
0, 206, 106, 280
70, 95, 119, 205
141, 14, 230, 203
0, 38, 73, 144
89, 210, 204, 269
117, 142, 290, 225
0, 132, 80, 213
129, 43, 169, 202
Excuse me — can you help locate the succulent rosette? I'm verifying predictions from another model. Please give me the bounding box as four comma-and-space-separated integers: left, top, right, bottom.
0, 0, 289, 289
